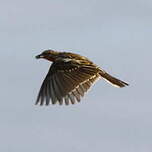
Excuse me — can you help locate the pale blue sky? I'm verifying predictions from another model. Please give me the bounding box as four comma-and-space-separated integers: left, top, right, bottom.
0, 0, 152, 152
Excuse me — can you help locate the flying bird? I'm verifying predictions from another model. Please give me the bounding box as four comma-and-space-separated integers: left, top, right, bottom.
35, 49, 128, 105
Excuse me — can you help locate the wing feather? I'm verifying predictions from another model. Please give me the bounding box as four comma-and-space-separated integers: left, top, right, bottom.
36, 60, 100, 105
50, 77, 58, 104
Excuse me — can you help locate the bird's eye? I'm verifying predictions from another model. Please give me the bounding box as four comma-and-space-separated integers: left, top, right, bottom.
43, 52, 49, 56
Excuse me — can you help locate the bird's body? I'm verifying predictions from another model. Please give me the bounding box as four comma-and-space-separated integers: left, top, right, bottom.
35, 49, 128, 105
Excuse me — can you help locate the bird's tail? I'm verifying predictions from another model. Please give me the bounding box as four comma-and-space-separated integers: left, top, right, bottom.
99, 71, 129, 88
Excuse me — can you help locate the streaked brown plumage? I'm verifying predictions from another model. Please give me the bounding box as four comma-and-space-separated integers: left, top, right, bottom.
35, 49, 129, 105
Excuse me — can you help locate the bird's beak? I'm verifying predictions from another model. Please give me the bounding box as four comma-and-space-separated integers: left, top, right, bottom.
35, 54, 44, 59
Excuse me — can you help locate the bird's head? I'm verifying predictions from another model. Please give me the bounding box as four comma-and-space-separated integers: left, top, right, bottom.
35, 50, 59, 62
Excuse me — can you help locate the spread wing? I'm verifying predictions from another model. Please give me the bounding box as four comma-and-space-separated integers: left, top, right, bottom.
35, 59, 100, 105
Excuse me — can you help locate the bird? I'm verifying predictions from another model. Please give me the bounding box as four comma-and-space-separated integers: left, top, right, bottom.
35, 49, 129, 106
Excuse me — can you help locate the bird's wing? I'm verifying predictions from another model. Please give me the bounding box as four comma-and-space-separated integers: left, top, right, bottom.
36, 60, 100, 105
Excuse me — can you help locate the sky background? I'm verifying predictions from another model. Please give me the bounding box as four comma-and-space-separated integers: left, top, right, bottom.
0, 0, 152, 152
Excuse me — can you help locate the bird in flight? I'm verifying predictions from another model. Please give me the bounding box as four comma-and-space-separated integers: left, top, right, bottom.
35, 49, 128, 106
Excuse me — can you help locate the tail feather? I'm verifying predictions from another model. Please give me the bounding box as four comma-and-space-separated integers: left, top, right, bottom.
99, 71, 129, 88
